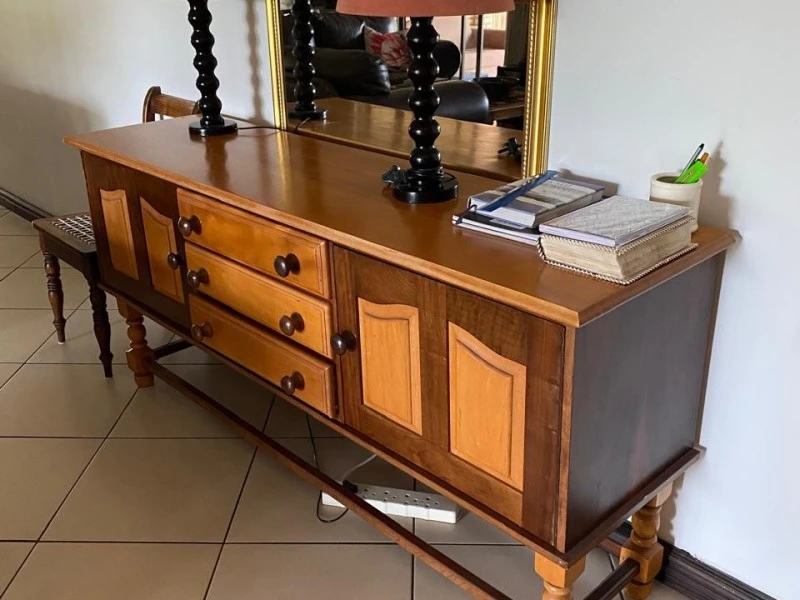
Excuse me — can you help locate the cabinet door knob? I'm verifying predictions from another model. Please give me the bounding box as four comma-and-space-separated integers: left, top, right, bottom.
190, 321, 213, 342
166, 253, 183, 270
280, 371, 305, 396
279, 312, 305, 337
331, 331, 357, 356
177, 215, 201, 237
274, 253, 300, 278
186, 268, 209, 291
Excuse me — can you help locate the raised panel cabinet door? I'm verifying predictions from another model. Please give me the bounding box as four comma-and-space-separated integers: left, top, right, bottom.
100, 189, 139, 280
140, 199, 184, 303
448, 322, 526, 490
333, 246, 448, 449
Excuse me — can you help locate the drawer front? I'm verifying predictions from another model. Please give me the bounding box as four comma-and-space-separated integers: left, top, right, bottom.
189, 294, 335, 417
185, 243, 333, 358
177, 189, 330, 298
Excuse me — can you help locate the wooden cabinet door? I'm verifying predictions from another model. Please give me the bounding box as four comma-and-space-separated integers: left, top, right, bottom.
82, 153, 190, 329
333, 247, 448, 451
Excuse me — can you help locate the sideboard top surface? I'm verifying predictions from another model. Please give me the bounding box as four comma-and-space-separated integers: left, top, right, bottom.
66, 117, 737, 327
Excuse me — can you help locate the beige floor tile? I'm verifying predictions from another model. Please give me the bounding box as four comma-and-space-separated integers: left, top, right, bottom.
0, 364, 136, 437
414, 547, 610, 600
0, 213, 35, 236
415, 511, 523, 546
0, 208, 7, 217
111, 382, 244, 438
228, 438, 411, 543
29, 310, 172, 366
0, 268, 88, 310
0, 439, 101, 540
0, 237, 39, 269
0, 543, 33, 593
649, 581, 691, 599
0, 310, 58, 362
165, 364, 273, 430
44, 438, 254, 542
0, 268, 11, 282
207, 543, 411, 600
0, 364, 22, 389
3, 543, 219, 600
265, 395, 342, 438
159, 338, 221, 364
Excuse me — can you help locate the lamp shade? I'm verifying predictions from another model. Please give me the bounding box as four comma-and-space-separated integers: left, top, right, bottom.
336, 0, 514, 17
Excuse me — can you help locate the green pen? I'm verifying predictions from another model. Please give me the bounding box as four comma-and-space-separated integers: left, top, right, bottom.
675, 161, 707, 184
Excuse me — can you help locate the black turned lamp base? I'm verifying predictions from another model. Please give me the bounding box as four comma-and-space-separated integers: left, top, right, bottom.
289, 107, 327, 121
392, 172, 458, 204
188, 119, 239, 137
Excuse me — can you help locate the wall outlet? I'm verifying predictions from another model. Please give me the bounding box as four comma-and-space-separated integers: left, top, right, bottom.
321, 483, 464, 524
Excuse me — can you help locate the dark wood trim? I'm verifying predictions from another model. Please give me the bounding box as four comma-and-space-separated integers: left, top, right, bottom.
583, 559, 639, 600
610, 523, 776, 600
0, 187, 51, 221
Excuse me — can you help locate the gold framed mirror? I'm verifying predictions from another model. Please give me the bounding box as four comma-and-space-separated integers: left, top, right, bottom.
265, 0, 558, 180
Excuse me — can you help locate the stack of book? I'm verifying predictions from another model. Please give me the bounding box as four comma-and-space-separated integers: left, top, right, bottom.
452, 175, 604, 246
538, 196, 696, 284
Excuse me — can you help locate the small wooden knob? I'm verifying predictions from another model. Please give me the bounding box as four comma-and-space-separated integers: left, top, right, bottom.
186, 268, 209, 291
280, 371, 305, 396
177, 215, 201, 237
166, 253, 183, 270
274, 253, 300, 278
331, 332, 357, 356
279, 312, 305, 337
191, 322, 213, 342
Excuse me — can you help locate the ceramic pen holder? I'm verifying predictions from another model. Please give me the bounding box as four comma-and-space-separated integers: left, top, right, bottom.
649, 173, 702, 232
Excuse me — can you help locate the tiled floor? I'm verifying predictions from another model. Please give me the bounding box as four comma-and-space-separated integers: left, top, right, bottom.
0, 210, 689, 599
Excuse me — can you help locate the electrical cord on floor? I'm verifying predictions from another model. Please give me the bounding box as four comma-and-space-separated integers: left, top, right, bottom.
305, 413, 376, 524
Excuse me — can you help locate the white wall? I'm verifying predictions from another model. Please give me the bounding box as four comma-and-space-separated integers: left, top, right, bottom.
550, 1, 798, 597
0, 0, 274, 215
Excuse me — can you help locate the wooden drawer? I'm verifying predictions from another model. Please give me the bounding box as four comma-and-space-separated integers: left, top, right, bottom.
189, 294, 335, 417
177, 189, 330, 298
185, 243, 333, 358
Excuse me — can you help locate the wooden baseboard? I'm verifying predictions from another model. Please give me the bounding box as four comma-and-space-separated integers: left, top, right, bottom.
0, 187, 51, 221
611, 524, 775, 600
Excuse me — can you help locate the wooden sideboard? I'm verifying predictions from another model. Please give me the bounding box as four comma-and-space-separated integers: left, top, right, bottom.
66, 117, 737, 600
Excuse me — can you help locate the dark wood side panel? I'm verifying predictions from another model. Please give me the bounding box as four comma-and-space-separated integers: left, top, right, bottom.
81, 153, 190, 330
564, 256, 722, 550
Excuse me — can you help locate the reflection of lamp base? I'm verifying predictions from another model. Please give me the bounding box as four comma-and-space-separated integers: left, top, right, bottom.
188, 119, 239, 137
288, 107, 327, 121
392, 171, 458, 204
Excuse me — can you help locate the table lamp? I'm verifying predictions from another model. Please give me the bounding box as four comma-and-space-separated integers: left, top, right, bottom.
337, 0, 514, 204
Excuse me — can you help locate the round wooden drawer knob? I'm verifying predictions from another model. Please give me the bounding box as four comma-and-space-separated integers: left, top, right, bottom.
191, 322, 213, 342
186, 268, 209, 291
280, 371, 305, 396
274, 253, 300, 278
166, 253, 183, 270
331, 332, 357, 356
279, 313, 305, 337
177, 215, 201, 237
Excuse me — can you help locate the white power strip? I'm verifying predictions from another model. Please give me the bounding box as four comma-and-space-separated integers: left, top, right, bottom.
321, 484, 463, 524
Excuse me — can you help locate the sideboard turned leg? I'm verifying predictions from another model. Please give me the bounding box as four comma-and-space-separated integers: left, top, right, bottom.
117, 300, 154, 388
620, 483, 673, 599
535, 554, 586, 600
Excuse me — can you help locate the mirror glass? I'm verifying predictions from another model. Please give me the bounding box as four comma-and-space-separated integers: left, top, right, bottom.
271, 1, 546, 182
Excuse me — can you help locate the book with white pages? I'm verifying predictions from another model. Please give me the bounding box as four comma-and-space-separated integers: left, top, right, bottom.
451, 211, 540, 246
538, 195, 691, 247
469, 176, 604, 228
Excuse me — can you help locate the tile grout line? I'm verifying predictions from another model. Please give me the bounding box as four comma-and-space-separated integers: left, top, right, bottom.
202, 445, 259, 600
0, 543, 36, 600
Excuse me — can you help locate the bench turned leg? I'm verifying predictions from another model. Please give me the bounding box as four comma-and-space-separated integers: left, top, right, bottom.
43, 252, 66, 343
620, 483, 673, 599
88, 283, 113, 378
535, 554, 585, 600
117, 300, 154, 388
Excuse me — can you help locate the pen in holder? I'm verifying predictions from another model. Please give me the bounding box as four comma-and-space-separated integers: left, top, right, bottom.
650, 172, 702, 232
